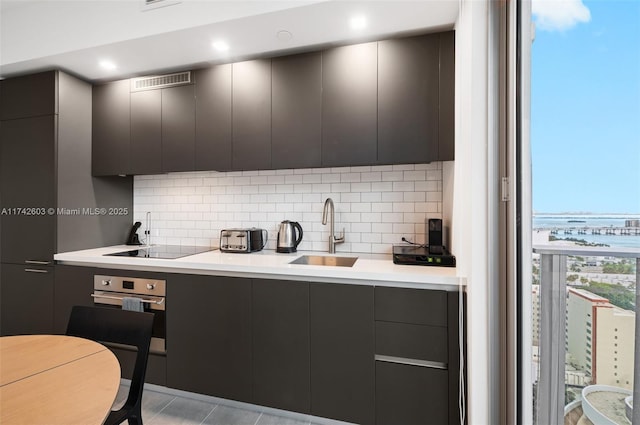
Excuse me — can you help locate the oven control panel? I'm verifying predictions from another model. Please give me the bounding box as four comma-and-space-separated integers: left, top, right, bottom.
94, 275, 166, 297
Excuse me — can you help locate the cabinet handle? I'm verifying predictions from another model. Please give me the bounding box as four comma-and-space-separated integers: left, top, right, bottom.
375, 354, 447, 370
24, 268, 49, 274
25, 260, 51, 265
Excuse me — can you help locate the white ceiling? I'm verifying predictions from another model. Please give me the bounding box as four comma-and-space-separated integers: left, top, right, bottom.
0, 0, 459, 82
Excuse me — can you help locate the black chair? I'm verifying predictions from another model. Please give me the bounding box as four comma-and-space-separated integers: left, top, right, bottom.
66, 305, 154, 425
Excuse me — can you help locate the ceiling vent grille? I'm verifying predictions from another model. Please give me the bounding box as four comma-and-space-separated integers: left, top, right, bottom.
131, 71, 191, 91
142, 0, 181, 12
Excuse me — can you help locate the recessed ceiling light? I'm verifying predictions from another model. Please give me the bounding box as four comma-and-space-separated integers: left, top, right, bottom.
99, 60, 117, 71
212, 41, 229, 52
350, 15, 367, 31
276, 30, 293, 42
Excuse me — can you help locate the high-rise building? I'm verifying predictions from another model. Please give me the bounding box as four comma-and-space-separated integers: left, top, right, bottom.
566, 288, 635, 389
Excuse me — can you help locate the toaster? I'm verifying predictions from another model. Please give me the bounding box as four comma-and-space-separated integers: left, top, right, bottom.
220, 228, 267, 253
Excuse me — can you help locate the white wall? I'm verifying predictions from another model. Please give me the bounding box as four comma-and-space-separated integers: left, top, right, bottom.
453, 0, 500, 424
133, 163, 444, 254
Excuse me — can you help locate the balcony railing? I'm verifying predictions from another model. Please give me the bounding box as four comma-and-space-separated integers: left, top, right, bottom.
533, 245, 640, 425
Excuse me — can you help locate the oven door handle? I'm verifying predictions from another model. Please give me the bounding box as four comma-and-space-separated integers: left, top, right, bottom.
90, 293, 165, 305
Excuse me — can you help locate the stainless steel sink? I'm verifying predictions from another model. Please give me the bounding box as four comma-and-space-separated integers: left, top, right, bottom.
289, 255, 358, 267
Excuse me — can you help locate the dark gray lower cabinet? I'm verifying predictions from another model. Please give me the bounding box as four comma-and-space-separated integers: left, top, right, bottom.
53, 265, 95, 333
253, 279, 310, 413
166, 274, 252, 401
374, 287, 464, 425
0, 264, 54, 336
310, 283, 374, 424
45, 265, 464, 424
376, 361, 449, 425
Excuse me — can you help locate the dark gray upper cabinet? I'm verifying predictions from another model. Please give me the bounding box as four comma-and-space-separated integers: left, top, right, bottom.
130, 89, 162, 175
378, 34, 440, 165
194, 65, 232, 171
438, 31, 455, 161
272, 52, 322, 169
1, 71, 132, 264
310, 283, 375, 424
0, 116, 56, 264
161, 84, 195, 172
90, 30, 455, 175
0, 71, 57, 120
92, 80, 131, 176
253, 279, 310, 413
232, 60, 272, 171
167, 274, 252, 402
322, 42, 378, 167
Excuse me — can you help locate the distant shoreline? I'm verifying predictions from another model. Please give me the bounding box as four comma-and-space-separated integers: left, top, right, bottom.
534, 213, 640, 217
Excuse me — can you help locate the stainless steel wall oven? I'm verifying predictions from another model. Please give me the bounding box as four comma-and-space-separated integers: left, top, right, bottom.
92, 274, 166, 354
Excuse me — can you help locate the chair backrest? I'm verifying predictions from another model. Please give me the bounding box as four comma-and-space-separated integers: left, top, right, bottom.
66, 306, 154, 408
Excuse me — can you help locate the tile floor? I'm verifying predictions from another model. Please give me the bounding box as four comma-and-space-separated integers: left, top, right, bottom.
113, 383, 337, 425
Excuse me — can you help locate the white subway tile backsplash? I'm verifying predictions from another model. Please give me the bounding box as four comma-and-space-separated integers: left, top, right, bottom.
404, 170, 426, 181
362, 192, 382, 202
134, 163, 443, 254
381, 192, 403, 202
382, 171, 403, 181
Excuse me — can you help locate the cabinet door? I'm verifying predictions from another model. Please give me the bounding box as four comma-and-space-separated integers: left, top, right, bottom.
376, 361, 449, 425
162, 84, 195, 172
310, 283, 374, 424
438, 31, 455, 161
92, 80, 131, 176
0, 264, 54, 336
232, 60, 272, 170
53, 265, 95, 334
322, 43, 377, 167
378, 34, 440, 165
167, 274, 252, 402
0, 116, 56, 264
0, 71, 56, 120
194, 65, 232, 171
272, 52, 322, 169
130, 89, 162, 175
253, 279, 310, 413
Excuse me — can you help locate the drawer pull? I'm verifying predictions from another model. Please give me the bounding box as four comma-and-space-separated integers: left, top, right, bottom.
24, 268, 49, 274
25, 260, 51, 265
375, 354, 447, 370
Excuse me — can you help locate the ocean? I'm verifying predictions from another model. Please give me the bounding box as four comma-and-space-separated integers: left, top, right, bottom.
533, 214, 640, 249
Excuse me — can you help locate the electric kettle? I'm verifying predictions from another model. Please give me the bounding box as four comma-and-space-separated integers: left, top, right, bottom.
276, 220, 303, 253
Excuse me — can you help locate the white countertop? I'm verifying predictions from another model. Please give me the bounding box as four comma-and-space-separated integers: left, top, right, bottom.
54, 245, 466, 291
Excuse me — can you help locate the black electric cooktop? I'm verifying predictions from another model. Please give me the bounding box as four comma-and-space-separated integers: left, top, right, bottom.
105, 245, 214, 259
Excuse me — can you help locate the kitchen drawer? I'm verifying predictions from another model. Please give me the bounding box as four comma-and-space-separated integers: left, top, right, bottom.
375, 286, 447, 326
376, 321, 447, 364
375, 360, 449, 425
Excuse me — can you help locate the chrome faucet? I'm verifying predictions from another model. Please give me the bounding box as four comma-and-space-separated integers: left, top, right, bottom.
322, 198, 345, 253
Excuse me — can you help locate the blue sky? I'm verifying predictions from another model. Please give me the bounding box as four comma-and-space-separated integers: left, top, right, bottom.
531, 0, 640, 214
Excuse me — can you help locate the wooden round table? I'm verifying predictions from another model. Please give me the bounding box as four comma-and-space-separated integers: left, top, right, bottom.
0, 334, 121, 425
